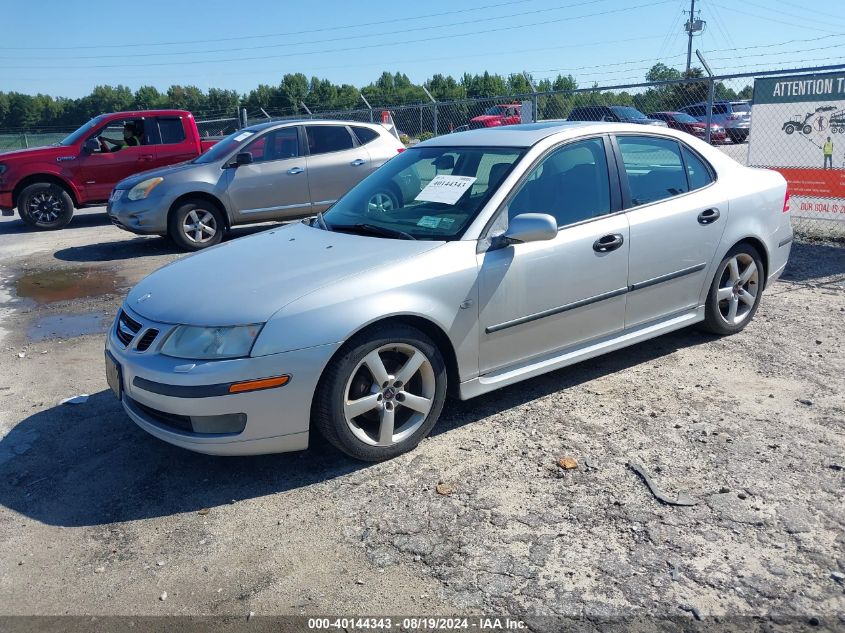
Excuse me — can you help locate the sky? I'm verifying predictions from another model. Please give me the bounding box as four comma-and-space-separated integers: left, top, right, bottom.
1, 0, 844, 99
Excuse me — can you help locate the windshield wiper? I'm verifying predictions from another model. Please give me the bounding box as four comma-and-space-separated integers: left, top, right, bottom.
315, 211, 331, 231
332, 223, 416, 240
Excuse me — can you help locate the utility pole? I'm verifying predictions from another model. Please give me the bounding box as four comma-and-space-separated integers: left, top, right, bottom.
685, 0, 706, 74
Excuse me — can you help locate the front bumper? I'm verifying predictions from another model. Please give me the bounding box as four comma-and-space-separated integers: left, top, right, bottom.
105, 305, 341, 455
0, 190, 13, 212
107, 192, 169, 235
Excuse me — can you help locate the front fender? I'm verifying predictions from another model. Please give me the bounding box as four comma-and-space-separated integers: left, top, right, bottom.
251, 241, 481, 382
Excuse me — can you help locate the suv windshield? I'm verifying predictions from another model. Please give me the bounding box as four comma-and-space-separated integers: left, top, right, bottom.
484, 106, 508, 116
611, 106, 648, 120
58, 115, 107, 146
323, 146, 525, 240
192, 129, 258, 164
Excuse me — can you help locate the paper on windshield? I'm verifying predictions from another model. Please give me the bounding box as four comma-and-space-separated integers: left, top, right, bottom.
415, 175, 477, 205
233, 131, 254, 142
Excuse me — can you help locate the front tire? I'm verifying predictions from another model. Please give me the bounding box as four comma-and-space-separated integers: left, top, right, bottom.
313, 324, 447, 462
701, 244, 764, 336
168, 199, 225, 251
17, 183, 74, 229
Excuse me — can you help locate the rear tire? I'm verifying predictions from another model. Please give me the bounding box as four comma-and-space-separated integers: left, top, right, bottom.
17, 183, 74, 230
701, 243, 764, 336
312, 324, 447, 462
168, 199, 225, 251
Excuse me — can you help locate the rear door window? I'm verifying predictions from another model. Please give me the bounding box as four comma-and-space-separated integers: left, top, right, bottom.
617, 136, 689, 205
306, 125, 355, 155
157, 118, 186, 144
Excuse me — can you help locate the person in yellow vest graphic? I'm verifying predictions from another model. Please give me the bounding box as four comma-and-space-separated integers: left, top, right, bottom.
823, 136, 833, 169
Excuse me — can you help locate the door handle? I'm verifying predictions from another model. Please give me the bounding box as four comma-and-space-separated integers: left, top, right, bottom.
697, 208, 720, 224
287, 167, 304, 175
139, 154, 154, 161
350, 159, 366, 166
593, 233, 624, 253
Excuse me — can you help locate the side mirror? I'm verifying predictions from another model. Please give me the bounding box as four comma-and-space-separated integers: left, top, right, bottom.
503, 213, 558, 244
82, 138, 99, 154
602, 114, 619, 122
235, 152, 254, 166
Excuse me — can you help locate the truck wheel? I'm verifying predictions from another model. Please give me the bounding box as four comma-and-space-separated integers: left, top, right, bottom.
168, 199, 225, 251
17, 183, 74, 230
784, 124, 794, 134
802, 125, 812, 135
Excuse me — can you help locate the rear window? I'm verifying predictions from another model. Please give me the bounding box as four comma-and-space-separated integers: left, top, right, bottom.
352, 126, 379, 145
306, 125, 355, 154
158, 118, 186, 144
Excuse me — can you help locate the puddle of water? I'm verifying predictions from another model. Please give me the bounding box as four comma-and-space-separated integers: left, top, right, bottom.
14, 268, 120, 304
27, 312, 110, 341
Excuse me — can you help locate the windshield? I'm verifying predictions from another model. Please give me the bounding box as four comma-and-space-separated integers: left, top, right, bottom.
192, 129, 257, 164
611, 106, 648, 120
58, 115, 106, 146
731, 102, 751, 113
323, 146, 526, 240
672, 112, 699, 123
484, 105, 508, 116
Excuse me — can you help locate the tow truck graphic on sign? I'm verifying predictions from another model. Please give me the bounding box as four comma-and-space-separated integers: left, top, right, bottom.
781, 105, 837, 135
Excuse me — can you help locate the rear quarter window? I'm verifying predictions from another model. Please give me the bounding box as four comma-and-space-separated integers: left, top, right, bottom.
352, 126, 380, 145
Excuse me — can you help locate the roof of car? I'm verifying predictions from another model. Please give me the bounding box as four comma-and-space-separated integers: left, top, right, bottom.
242, 119, 382, 133
417, 121, 621, 147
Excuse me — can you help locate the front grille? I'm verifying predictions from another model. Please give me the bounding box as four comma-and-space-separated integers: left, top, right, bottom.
116, 310, 142, 346
136, 328, 159, 352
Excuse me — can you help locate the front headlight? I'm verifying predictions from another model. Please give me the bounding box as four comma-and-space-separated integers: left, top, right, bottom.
0, 164, 7, 175
128, 177, 164, 201
160, 324, 263, 360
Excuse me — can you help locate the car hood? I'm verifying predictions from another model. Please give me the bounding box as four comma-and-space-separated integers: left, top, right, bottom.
0, 145, 65, 160
116, 161, 202, 189
127, 221, 444, 326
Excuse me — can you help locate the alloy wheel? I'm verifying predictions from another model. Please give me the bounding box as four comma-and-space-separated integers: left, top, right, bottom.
367, 192, 395, 214
343, 343, 435, 447
182, 209, 218, 244
28, 192, 63, 224
716, 253, 759, 326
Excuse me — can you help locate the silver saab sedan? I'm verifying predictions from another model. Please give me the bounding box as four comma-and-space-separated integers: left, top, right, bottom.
105, 122, 793, 461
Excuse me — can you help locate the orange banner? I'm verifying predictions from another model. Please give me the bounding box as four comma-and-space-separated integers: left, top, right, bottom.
773, 168, 845, 198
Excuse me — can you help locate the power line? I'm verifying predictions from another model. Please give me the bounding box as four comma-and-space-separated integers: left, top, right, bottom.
0, 0, 617, 61
0, 0, 539, 51
0, 1, 677, 71
710, 3, 843, 33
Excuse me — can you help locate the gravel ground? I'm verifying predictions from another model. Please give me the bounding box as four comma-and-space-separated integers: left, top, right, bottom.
0, 208, 843, 631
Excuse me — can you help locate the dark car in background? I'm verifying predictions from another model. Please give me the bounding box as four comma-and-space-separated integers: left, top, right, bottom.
567, 105, 667, 127
648, 111, 727, 143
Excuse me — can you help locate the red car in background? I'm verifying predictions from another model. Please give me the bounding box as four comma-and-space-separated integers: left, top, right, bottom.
648, 111, 727, 143
469, 103, 522, 129
0, 110, 218, 229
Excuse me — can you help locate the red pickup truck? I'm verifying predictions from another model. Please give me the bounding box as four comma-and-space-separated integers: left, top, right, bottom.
468, 103, 522, 129
0, 110, 217, 229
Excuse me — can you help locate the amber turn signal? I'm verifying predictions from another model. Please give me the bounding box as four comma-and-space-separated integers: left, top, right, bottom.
228, 375, 290, 394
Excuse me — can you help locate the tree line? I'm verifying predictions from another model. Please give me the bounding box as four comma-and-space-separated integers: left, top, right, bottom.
0, 66, 751, 131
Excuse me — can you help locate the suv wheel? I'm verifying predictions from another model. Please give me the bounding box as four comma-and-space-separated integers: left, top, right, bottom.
168, 199, 225, 251
17, 183, 74, 229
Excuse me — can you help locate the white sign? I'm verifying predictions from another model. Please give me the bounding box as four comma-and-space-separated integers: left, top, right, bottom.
415, 175, 477, 205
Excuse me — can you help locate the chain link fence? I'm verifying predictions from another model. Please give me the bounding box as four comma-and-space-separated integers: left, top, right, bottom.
1, 65, 842, 239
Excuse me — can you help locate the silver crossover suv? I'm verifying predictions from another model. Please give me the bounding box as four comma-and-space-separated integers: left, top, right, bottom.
108, 120, 408, 250
106, 122, 792, 461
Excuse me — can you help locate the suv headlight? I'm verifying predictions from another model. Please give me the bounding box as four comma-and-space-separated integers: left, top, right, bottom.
160, 324, 263, 360
0, 164, 7, 178
128, 177, 164, 201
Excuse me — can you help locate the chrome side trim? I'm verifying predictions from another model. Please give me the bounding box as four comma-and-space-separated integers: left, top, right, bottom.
311, 199, 337, 206
628, 262, 707, 292
485, 287, 629, 334
240, 202, 311, 215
